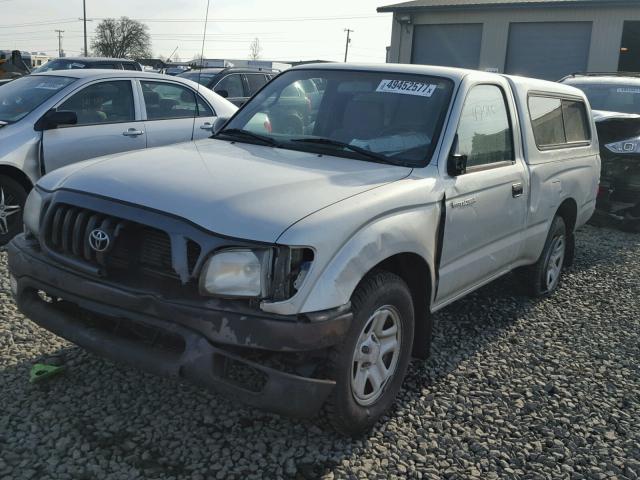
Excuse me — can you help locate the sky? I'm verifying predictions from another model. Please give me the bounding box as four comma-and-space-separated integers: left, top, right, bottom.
0, 0, 395, 63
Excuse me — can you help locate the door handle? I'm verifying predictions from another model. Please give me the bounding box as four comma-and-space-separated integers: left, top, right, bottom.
200, 122, 213, 131
512, 182, 524, 198
122, 128, 144, 137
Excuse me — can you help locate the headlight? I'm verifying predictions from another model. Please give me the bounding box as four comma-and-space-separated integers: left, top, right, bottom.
23, 189, 43, 237
605, 137, 640, 154
199, 249, 272, 298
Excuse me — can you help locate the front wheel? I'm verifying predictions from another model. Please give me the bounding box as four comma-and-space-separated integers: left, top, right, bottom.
0, 175, 27, 247
519, 215, 567, 297
325, 271, 414, 436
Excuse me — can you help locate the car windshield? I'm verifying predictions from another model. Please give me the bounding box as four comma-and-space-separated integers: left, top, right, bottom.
0, 75, 76, 123
566, 80, 640, 114
220, 69, 454, 167
32, 59, 87, 73
178, 70, 222, 85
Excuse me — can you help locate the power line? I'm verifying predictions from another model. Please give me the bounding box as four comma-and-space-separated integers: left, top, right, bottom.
88, 14, 387, 23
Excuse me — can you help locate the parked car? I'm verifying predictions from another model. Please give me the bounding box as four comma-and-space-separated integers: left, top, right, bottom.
178, 67, 276, 106
0, 50, 31, 86
8, 64, 599, 434
32, 57, 142, 73
560, 73, 640, 231
163, 65, 190, 76
0, 70, 237, 244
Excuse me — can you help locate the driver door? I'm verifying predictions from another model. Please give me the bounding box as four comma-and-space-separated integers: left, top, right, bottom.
435, 82, 528, 307
41, 79, 146, 173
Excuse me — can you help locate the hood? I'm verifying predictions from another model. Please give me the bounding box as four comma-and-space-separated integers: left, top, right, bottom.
593, 110, 640, 145
39, 139, 412, 242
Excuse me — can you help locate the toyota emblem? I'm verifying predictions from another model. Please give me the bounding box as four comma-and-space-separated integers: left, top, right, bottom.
89, 229, 110, 252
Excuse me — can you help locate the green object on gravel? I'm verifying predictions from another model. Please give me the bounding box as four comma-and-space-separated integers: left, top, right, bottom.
29, 363, 65, 383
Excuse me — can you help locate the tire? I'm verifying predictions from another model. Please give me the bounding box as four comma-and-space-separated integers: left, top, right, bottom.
0, 175, 28, 247
325, 270, 415, 436
519, 215, 567, 297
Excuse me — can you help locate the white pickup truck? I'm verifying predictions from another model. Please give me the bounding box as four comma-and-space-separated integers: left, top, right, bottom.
8, 64, 600, 434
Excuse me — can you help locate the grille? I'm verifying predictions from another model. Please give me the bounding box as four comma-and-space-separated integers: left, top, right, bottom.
44, 204, 201, 281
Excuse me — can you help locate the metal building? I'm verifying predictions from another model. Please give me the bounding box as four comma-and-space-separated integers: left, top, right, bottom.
378, 0, 640, 80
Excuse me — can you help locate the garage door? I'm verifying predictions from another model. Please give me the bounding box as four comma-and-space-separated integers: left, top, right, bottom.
505, 22, 592, 81
411, 24, 483, 69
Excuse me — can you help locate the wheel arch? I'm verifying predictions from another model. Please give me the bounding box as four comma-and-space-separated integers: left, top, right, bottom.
0, 164, 34, 194
556, 197, 578, 266
370, 252, 433, 359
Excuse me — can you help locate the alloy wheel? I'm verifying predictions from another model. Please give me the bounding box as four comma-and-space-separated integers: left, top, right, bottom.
0, 187, 22, 236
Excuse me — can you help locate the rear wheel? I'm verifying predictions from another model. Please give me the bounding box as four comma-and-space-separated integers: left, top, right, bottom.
519, 215, 567, 297
0, 175, 27, 246
325, 271, 414, 436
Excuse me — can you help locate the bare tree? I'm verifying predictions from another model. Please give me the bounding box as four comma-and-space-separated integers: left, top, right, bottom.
249, 38, 262, 60
92, 17, 152, 59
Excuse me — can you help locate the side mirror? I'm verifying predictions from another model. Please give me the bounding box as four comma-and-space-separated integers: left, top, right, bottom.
212, 116, 230, 134
215, 89, 229, 99
34, 110, 77, 131
447, 152, 467, 177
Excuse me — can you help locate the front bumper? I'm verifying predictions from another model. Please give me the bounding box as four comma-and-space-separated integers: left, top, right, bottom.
8, 236, 352, 417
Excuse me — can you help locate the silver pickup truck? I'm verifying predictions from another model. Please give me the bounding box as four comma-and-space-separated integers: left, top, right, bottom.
8, 63, 600, 434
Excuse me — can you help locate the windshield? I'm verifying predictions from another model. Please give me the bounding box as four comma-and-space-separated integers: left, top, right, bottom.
178, 70, 222, 85
0, 75, 75, 123
221, 69, 454, 166
565, 80, 640, 114
32, 59, 88, 73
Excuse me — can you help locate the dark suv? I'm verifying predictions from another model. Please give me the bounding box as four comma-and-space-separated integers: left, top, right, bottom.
32, 57, 143, 73
178, 67, 275, 106
561, 73, 640, 232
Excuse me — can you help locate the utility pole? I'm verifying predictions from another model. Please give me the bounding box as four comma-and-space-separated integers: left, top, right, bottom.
344, 28, 353, 62
83, 0, 88, 56
55, 30, 64, 58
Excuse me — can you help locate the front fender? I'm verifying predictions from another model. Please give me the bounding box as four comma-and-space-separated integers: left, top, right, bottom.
261, 202, 441, 316
300, 207, 440, 313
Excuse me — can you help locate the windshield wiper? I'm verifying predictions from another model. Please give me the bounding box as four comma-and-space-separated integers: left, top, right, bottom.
215, 128, 280, 147
290, 137, 408, 166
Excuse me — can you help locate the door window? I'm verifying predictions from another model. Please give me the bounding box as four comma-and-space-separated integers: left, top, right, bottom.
455, 84, 514, 169
197, 96, 214, 117
214, 74, 245, 98
141, 81, 200, 120
58, 80, 135, 125
245, 74, 268, 95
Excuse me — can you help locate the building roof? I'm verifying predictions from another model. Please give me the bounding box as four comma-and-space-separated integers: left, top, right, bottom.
377, 0, 639, 12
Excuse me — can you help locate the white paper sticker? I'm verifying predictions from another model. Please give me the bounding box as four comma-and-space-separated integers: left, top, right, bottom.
376, 79, 437, 97
617, 87, 640, 94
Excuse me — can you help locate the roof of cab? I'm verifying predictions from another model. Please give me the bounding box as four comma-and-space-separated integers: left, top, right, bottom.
292, 62, 589, 98
291, 62, 476, 82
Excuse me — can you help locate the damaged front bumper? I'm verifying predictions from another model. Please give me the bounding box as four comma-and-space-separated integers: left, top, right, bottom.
8, 235, 352, 417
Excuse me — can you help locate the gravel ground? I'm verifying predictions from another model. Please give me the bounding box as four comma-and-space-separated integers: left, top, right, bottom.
0, 224, 638, 480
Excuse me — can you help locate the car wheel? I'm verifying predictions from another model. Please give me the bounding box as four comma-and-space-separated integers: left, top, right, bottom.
0, 175, 27, 247
519, 215, 567, 297
325, 270, 414, 436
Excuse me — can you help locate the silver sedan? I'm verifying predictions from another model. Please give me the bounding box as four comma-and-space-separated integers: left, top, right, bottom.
0, 70, 237, 244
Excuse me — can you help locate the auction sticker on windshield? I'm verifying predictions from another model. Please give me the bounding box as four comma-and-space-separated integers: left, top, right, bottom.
376, 79, 437, 97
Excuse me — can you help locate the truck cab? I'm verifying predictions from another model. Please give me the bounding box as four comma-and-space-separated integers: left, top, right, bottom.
8, 64, 600, 434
